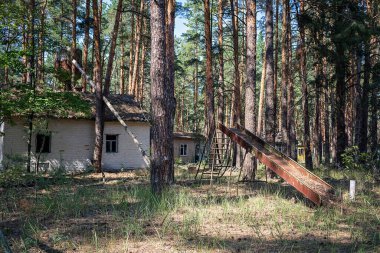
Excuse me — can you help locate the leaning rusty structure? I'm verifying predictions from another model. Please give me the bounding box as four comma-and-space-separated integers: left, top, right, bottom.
197, 122, 335, 206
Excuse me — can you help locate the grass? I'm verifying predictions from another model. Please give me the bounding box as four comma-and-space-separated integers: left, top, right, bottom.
0, 167, 379, 252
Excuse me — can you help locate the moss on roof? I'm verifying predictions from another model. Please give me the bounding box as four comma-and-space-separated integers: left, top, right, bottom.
70, 93, 149, 122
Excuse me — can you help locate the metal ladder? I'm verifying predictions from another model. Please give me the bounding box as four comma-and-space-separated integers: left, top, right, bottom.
195, 130, 234, 182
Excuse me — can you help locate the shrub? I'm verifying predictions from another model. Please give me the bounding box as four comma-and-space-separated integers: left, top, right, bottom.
341, 146, 380, 181
341, 146, 369, 171
0, 154, 39, 187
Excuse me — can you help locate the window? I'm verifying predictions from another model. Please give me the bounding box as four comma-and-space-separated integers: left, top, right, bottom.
36, 134, 51, 153
106, 135, 118, 153
180, 144, 187, 156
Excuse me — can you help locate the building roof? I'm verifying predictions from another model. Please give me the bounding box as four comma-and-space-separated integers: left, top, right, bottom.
173, 132, 205, 140
79, 93, 149, 122
8, 91, 149, 122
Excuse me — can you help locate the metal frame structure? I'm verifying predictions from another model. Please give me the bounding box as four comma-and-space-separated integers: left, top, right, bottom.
195, 130, 235, 181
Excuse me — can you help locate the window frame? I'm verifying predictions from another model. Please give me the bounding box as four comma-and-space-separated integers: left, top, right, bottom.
180, 144, 188, 156
105, 134, 119, 153
36, 133, 51, 153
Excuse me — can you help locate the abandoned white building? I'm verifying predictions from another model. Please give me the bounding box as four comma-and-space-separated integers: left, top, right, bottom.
0, 94, 149, 171
173, 132, 204, 164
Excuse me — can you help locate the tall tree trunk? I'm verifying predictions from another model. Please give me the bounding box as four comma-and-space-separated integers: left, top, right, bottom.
323, 60, 331, 164
120, 20, 126, 94
22, 23, 27, 84
150, 0, 175, 194
204, 0, 215, 139
243, 0, 257, 180
128, 0, 135, 94
230, 0, 241, 166
299, 0, 312, 169
368, 0, 378, 153
359, 46, 371, 152
217, 0, 225, 126
264, 0, 276, 178
104, 0, 124, 96
257, 44, 266, 137
176, 91, 183, 131
313, 63, 323, 167
287, 25, 296, 160
131, 0, 145, 98
280, 0, 289, 155
194, 47, 199, 132
37, 0, 47, 87
334, 47, 347, 165
333, 3, 348, 166
264, 0, 275, 144
273, 0, 279, 135
165, 0, 176, 184
138, 21, 146, 102
346, 55, 355, 147
357, 22, 370, 152
330, 84, 337, 162
82, 0, 90, 92
231, 0, 241, 127
26, 0, 36, 173
92, 0, 105, 173
70, 0, 77, 91
92, 33, 96, 92
370, 79, 378, 153
354, 47, 361, 146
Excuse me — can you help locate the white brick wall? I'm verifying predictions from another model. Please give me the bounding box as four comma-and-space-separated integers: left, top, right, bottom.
3, 118, 150, 171
103, 121, 150, 170
173, 139, 196, 163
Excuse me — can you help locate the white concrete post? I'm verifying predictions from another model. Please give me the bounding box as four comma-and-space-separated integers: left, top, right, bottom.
349, 180, 356, 201
0, 122, 4, 170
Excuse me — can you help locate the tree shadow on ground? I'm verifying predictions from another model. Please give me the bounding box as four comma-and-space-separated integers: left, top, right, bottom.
1, 173, 379, 252
184, 233, 376, 253
176, 178, 316, 207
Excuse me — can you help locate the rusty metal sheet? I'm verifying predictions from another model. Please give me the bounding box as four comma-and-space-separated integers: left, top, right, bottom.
218, 122, 334, 206
236, 124, 334, 192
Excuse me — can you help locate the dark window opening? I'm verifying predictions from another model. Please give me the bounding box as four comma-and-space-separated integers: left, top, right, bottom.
36, 134, 51, 153
106, 135, 118, 153
180, 144, 187, 156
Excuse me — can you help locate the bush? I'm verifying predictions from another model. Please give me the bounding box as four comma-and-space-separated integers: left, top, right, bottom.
0, 154, 38, 187
341, 146, 380, 181
0, 165, 36, 188
341, 146, 369, 171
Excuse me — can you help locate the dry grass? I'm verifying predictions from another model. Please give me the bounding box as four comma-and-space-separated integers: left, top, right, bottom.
0, 168, 379, 253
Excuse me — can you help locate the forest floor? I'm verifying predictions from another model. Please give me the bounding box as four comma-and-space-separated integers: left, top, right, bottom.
0, 166, 379, 253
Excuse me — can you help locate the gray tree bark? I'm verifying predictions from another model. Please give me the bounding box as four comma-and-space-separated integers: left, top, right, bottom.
243, 0, 257, 180
92, 0, 105, 173
104, 0, 124, 96
299, 0, 312, 169
264, 0, 275, 144
150, 0, 175, 194
204, 0, 215, 139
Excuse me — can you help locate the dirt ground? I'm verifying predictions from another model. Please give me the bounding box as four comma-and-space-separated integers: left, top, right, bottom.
1, 170, 379, 252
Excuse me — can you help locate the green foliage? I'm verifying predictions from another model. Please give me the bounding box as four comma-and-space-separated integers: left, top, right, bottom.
0, 50, 26, 73
0, 155, 35, 187
341, 146, 379, 180
341, 146, 370, 171
0, 85, 91, 124
175, 157, 183, 165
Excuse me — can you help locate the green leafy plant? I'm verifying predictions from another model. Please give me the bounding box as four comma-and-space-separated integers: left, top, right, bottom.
341, 146, 380, 181
341, 146, 369, 171
0, 155, 36, 187
0, 85, 91, 124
